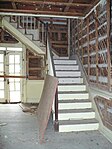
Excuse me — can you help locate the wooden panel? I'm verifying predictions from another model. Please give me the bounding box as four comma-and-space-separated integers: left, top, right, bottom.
26, 49, 45, 80
95, 96, 112, 131
37, 75, 58, 143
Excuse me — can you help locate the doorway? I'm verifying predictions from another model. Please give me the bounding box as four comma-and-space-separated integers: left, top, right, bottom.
0, 47, 22, 103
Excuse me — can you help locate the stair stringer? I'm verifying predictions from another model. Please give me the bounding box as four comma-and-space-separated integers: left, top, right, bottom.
2, 18, 45, 55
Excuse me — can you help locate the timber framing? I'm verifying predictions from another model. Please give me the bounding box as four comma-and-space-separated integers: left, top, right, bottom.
0, 0, 100, 17
71, 0, 111, 91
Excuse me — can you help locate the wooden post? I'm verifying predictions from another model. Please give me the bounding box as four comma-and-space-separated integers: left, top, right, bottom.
87, 17, 90, 82
54, 87, 59, 131
106, 0, 111, 91
95, 8, 99, 86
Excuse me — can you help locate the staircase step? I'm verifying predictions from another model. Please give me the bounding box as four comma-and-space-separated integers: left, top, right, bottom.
58, 91, 89, 100
18, 28, 25, 34
54, 59, 77, 65
10, 22, 17, 28
25, 34, 33, 40
58, 99, 92, 110
55, 65, 79, 71
59, 119, 99, 132
58, 77, 83, 84
56, 109, 95, 120
53, 57, 69, 59
56, 70, 81, 77
26, 29, 39, 40
58, 84, 86, 92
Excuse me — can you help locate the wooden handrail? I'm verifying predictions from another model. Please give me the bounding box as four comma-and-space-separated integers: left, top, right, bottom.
46, 24, 59, 131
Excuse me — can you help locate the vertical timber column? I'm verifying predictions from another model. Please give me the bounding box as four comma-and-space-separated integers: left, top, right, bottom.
106, 0, 111, 91
95, 8, 99, 86
87, 17, 90, 82
68, 18, 71, 58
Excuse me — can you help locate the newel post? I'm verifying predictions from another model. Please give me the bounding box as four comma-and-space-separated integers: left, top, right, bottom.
54, 87, 59, 131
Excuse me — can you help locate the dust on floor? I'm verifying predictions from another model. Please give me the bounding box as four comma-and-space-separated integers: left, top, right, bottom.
0, 104, 111, 149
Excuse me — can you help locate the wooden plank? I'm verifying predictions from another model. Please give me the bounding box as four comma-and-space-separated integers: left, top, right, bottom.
106, 0, 111, 91
87, 17, 90, 81
95, 8, 99, 86
0, 75, 26, 78
0, 0, 92, 7
0, 9, 84, 17
37, 75, 58, 143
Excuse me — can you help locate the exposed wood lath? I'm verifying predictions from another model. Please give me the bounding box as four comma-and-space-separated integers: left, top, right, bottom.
0, 0, 100, 17
71, 0, 111, 91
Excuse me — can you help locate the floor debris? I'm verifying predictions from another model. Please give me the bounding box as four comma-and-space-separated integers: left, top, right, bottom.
19, 103, 38, 114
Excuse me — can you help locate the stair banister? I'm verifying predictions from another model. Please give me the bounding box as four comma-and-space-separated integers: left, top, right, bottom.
46, 23, 59, 131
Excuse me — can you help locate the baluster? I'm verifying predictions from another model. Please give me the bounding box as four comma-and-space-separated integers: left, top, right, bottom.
42, 23, 44, 44
30, 16, 32, 30
23, 16, 24, 28
34, 17, 36, 30
27, 16, 28, 29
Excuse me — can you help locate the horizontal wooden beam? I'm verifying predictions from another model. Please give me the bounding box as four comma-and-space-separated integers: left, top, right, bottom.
0, 0, 92, 7
0, 9, 84, 16
52, 44, 68, 48
0, 75, 26, 78
50, 40, 68, 44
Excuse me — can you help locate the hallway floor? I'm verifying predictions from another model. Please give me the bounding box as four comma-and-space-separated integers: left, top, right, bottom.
0, 104, 111, 149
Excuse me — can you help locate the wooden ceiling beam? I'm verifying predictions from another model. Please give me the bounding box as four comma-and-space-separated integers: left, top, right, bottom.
0, 0, 92, 7
64, 0, 74, 12
0, 8, 84, 16
12, 2, 17, 9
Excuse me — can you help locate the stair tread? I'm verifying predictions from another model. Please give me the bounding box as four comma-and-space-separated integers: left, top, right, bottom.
59, 119, 99, 125
54, 64, 77, 66
58, 109, 94, 113
58, 91, 88, 94
56, 70, 80, 72
58, 76, 83, 78
59, 99, 91, 103
58, 83, 85, 86
54, 59, 76, 61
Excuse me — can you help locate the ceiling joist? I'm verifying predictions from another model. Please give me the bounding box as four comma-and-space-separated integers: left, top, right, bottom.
0, 9, 83, 17
0, 0, 93, 7
0, 0, 100, 17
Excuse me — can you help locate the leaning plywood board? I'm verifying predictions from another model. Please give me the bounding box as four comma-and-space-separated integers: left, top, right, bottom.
37, 75, 58, 143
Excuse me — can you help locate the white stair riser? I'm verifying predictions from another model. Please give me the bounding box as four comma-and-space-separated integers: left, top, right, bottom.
59, 102, 92, 110
55, 65, 79, 71
56, 71, 81, 77
58, 85, 86, 92
5, 17, 10, 22
54, 60, 77, 65
18, 29, 25, 34
59, 123, 99, 132
26, 29, 39, 40
25, 34, 32, 40
57, 112, 95, 120
58, 93, 89, 100
10, 22, 17, 28
58, 78, 83, 84
53, 57, 69, 59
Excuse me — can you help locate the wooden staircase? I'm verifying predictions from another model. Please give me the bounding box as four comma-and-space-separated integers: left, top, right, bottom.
2, 16, 46, 55
53, 57, 99, 132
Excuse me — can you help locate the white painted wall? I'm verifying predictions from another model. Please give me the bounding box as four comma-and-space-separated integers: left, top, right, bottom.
24, 80, 44, 103
89, 87, 112, 143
